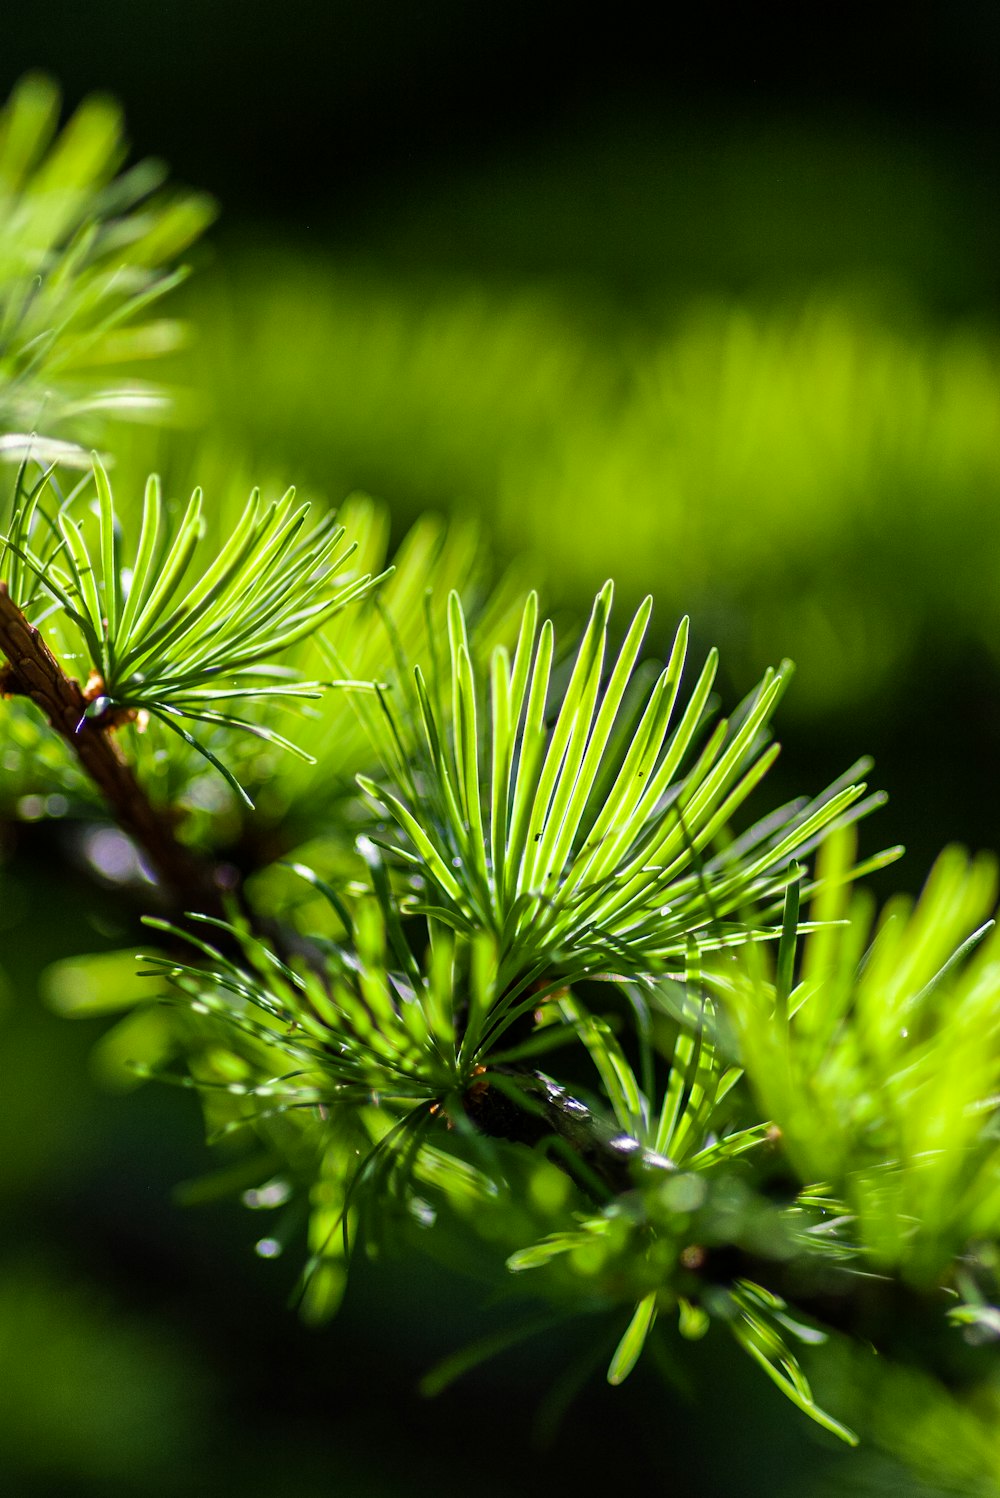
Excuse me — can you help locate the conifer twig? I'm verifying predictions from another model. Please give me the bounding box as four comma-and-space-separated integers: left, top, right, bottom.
0, 582, 228, 905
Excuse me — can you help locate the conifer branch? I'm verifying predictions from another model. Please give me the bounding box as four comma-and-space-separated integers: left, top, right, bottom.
0, 581, 225, 904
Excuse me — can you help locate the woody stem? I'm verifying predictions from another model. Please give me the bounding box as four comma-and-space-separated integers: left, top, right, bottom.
0, 582, 229, 907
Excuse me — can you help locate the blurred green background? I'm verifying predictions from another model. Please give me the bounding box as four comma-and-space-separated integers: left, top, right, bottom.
2, 3, 1000, 1493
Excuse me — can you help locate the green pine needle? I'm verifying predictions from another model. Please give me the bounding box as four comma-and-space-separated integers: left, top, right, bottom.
358, 583, 877, 989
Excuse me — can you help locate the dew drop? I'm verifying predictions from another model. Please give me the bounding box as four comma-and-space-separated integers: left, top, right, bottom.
255, 1237, 283, 1259
243, 1179, 292, 1210
409, 1197, 436, 1228
82, 826, 155, 885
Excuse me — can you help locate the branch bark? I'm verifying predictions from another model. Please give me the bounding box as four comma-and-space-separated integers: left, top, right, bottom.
462, 1068, 670, 1198
0, 583, 229, 907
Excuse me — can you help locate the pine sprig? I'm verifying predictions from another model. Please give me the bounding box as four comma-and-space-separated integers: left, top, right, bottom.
140, 891, 499, 1110
359, 583, 880, 986
0, 73, 214, 449
2, 458, 387, 802
505, 962, 856, 1439
130, 857, 865, 1441
719, 827, 1000, 1289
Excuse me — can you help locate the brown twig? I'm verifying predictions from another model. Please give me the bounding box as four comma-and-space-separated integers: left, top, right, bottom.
0, 582, 230, 908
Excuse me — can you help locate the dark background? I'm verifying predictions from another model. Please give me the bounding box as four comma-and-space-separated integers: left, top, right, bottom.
2, 4, 999, 1495
3, 1, 997, 219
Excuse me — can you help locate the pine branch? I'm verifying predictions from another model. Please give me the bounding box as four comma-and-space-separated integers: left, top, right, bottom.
461, 1067, 665, 1198
0, 581, 225, 904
